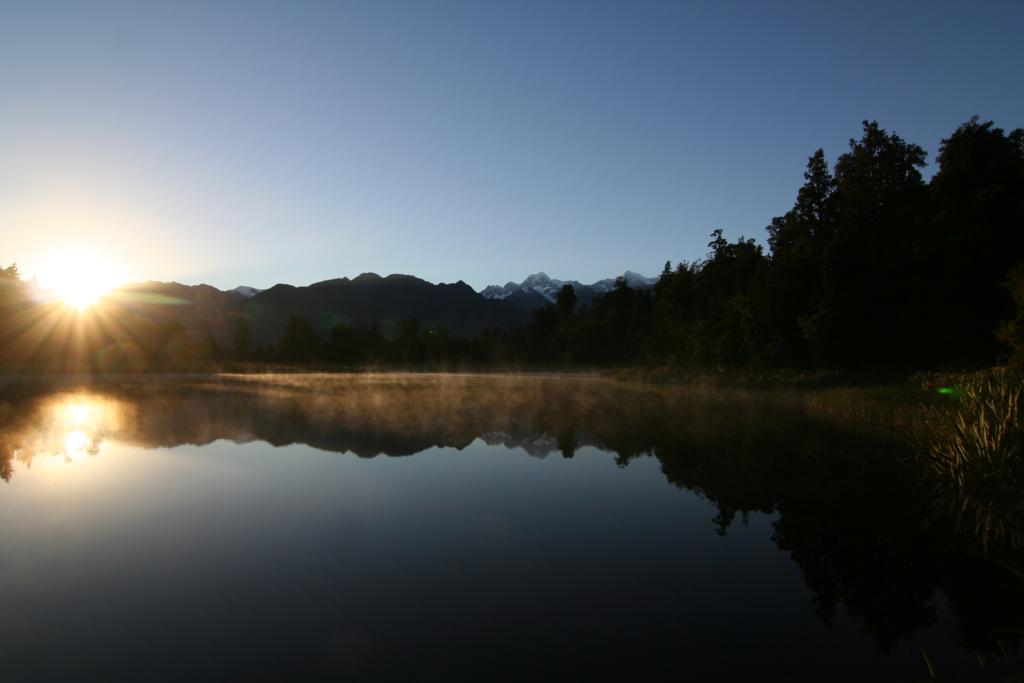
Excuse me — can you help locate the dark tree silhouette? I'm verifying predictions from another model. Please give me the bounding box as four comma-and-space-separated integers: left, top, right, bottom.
999, 263, 1024, 369
277, 316, 320, 362
555, 284, 577, 319
811, 121, 928, 367
766, 149, 836, 365
232, 318, 251, 358
928, 117, 1024, 366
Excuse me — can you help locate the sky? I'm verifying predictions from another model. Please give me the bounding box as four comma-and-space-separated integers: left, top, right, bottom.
1, 0, 1022, 291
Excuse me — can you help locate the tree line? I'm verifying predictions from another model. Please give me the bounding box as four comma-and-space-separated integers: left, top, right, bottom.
3, 117, 1023, 373
248, 117, 1024, 371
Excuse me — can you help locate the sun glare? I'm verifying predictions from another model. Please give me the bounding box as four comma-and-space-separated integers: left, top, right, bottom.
37, 249, 125, 310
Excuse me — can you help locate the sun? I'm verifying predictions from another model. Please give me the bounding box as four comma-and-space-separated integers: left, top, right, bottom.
37, 248, 125, 310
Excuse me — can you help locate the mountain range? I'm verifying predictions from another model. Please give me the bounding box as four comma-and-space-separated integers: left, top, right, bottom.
105, 270, 657, 347
480, 271, 658, 308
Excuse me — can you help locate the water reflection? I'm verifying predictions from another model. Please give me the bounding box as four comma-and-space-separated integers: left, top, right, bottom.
0, 391, 130, 476
0, 373, 1021, 678
0, 373, 903, 480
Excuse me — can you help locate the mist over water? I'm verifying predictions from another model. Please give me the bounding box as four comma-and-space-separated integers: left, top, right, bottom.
0, 374, 1020, 681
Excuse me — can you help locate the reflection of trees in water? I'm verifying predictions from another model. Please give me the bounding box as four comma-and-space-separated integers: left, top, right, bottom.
0, 388, 130, 480
0, 373, 1022, 656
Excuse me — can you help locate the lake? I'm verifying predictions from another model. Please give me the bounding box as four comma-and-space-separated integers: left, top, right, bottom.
0, 373, 1020, 681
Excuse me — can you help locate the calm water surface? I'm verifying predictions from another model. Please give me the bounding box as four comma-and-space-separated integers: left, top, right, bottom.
0, 374, 1020, 681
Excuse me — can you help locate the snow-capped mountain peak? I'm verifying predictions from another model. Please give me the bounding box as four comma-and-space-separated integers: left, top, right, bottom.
229, 286, 263, 298
480, 271, 657, 304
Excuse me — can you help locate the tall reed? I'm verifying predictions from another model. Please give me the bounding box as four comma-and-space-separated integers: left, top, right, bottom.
922, 369, 1023, 551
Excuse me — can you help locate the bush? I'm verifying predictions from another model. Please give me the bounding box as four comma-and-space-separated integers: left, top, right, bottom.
923, 369, 1023, 550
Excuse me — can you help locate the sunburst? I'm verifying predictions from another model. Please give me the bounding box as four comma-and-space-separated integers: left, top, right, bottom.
36, 248, 125, 310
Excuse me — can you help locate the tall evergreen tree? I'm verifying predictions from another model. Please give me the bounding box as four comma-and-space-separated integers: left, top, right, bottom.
812, 121, 928, 367
766, 149, 836, 365
928, 117, 1024, 365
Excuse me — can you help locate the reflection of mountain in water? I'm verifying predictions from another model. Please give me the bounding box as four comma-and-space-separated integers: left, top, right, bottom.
1, 373, 1023, 662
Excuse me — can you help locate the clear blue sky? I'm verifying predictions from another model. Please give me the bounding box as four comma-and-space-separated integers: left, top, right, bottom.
2, 0, 1022, 290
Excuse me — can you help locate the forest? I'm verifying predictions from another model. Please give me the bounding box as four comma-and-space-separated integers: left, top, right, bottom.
2, 117, 1023, 374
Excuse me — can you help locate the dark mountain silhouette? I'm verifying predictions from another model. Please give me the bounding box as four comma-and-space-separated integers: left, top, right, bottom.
102, 274, 534, 346
241, 273, 531, 343
112, 281, 243, 339
502, 288, 553, 312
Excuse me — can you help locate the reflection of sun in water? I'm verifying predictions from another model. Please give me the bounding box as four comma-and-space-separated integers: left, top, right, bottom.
0, 393, 129, 477
63, 430, 90, 461
65, 403, 94, 425
36, 248, 125, 310
60, 402, 99, 461
29, 394, 126, 468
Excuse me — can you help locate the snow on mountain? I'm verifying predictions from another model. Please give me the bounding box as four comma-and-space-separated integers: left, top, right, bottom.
481, 272, 575, 302
480, 271, 657, 303
589, 271, 659, 293
229, 286, 263, 298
